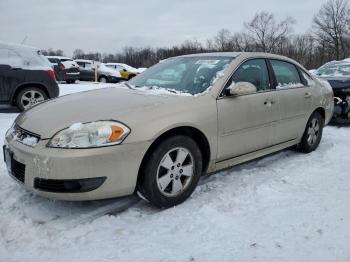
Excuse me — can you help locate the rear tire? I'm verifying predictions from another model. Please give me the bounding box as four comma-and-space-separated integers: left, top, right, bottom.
297, 112, 324, 153
99, 76, 108, 83
16, 87, 47, 111
66, 79, 76, 84
137, 135, 203, 208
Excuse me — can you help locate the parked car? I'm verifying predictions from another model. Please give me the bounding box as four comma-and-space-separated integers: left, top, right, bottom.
313, 59, 350, 124
4, 52, 333, 208
0, 41, 59, 111
75, 60, 122, 83
74, 59, 96, 82
46, 56, 80, 84
105, 63, 140, 80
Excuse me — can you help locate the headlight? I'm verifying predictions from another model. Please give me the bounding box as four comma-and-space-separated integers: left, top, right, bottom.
5, 123, 15, 139
47, 121, 130, 148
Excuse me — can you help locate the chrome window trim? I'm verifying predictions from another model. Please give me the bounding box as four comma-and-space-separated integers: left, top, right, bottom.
217, 57, 310, 100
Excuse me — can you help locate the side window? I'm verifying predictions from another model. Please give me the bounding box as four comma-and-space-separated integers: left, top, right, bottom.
300, 70, 314, 86
0, 49, 23, 67
85, 63, 93, 70
0, 49, 10, 65
270, 60, 302, 89
231, 59, 270, 92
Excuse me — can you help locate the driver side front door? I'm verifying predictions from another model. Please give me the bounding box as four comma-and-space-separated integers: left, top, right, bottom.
216, 58, 279, 163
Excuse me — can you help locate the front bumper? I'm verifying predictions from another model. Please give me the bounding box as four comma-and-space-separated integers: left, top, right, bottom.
4, 136, 150, 201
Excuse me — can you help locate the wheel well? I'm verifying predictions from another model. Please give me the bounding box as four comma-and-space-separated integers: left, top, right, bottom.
137, 126, 211, 185
12, 84, 49, 105
314, 107, 325, 123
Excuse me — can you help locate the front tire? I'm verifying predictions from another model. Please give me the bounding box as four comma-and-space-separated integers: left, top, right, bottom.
297, 112, 324, 153
138, 136, 203, 208
16, 87, 47, 111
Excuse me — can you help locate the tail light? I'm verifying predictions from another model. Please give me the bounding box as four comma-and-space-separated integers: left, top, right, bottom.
58, 64, 65, 71
47, 70, 56, 81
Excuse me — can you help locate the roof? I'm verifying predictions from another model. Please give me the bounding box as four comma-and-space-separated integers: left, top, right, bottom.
176, 52, 308, 73
46, 56, 73, 60
0, 40, 39, 52
74, 59, 96, 63
179, 52, 242, 58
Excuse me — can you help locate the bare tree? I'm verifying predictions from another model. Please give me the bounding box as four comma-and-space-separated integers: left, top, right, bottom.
313, 0, 350, 60
207, 29, 234, 51
245, 11, 295, 53
42, 48, 65, 56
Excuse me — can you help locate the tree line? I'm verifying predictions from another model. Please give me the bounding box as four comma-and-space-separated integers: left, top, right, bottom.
42, 0, 350, 70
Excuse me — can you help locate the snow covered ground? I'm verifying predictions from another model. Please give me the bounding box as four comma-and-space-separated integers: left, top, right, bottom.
0, 82, 350, 262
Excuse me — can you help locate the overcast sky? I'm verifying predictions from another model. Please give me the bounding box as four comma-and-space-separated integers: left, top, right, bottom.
0, 0, 325, 56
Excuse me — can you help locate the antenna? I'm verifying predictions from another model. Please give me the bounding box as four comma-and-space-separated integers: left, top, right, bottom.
21, 36, 28, 44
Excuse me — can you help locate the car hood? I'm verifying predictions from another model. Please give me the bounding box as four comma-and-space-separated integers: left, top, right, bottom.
16, 86, 194, 139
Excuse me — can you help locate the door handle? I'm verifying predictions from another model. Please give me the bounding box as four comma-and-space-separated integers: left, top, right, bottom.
264, 99, 275, 105
304, 92, 312, 99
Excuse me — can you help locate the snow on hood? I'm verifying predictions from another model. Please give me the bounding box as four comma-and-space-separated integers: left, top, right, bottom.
15, 84, 195, 139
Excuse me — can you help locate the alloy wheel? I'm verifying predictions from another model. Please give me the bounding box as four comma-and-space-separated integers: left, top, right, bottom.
307, 118, 320, 146
156, 147, 194, 197
21, 90, 45, 110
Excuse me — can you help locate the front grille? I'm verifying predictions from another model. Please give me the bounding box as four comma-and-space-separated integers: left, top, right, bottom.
11, 158, 25, 183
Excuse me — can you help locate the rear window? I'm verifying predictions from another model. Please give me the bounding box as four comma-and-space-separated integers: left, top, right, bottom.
60, 58, 73, 62
48, 58, 58, 63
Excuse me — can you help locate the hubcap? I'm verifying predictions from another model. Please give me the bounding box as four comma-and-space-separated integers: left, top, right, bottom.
21, 90, 45, 110
307, 118, 320, 146
156, 147, 194, 197
100, 77, 107, 83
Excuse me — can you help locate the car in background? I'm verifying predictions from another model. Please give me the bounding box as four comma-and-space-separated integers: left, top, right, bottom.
74, 59, 96, 82
313, 59, 350, 124
3, 52, 333, 207
105, 63, 141, 80
75, 60, 122, 83
46, 56, 80, 84
0, 41, 59, 111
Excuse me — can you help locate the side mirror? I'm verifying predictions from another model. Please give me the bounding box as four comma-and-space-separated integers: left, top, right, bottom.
227, 82, 257, 96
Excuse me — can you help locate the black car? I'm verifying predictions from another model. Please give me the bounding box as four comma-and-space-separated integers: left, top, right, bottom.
75, 59, 96, 81
314, 60, 350, 124
46, 56, 80, 84
0, 42, 59, 111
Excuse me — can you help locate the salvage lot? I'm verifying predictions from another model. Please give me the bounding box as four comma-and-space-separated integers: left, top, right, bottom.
0, 82, 350, 262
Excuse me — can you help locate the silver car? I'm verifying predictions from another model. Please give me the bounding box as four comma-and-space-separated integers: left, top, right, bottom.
3, 52, 334, 208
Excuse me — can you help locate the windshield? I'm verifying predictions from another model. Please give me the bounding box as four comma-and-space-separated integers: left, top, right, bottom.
129, 56, 234, 95
317, 62, 350, 77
